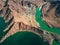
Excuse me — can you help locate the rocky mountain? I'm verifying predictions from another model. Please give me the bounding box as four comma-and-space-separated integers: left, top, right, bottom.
0, 0, 60, 45
0, 0, 41, 42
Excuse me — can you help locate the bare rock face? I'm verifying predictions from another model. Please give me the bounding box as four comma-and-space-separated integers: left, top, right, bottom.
0, 0, 40, 31
0, 0, 60, 45
42, 2, 60, 28
0, 0, 41, 42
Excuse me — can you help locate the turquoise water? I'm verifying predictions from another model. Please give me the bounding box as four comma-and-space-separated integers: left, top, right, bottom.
35, 7, 60, 45
0, 31, 49, 45
35, 7, 60, 35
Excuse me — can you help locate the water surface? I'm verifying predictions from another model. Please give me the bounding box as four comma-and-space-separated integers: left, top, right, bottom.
1, 31, 49, 45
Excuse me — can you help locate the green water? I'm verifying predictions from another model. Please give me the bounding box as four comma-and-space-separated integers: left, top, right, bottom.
35, 7, 60, 35
0, 31, 49, 45
52, 39, 60, 45
0, 17, 8, 39
0, 16, 14, 40
0, 17, 49, 45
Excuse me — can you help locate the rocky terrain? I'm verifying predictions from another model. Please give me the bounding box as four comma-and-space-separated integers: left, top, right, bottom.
0, 0, 42, 43
0, 0, 60, 45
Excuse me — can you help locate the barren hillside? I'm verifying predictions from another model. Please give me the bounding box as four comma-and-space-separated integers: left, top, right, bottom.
0, 0, 60, 45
